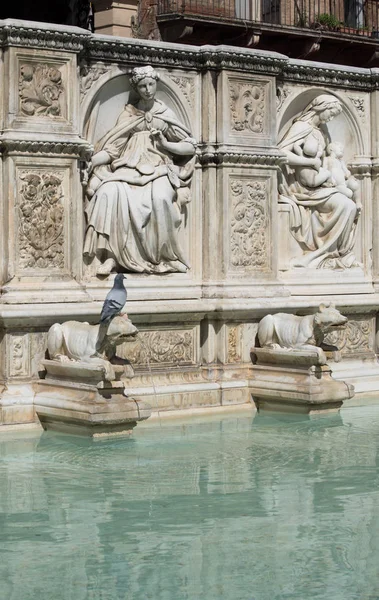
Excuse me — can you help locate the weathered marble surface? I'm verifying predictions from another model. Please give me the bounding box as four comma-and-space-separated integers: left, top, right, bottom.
35, 362, 152, 437
257, 303, 348, 363
251, 306, 354, 413
35, 314, 151, 436
47, 315, 137, 381
250, 347, 354, 414
0, 20, 379, 426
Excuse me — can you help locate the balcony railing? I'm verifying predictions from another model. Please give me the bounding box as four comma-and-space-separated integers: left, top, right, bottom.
157, 0, 379, 38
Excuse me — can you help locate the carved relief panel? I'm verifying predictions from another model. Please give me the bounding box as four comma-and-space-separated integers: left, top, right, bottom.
17, 170, 65, 271
218, 73, 275, 146
118, 325, 199, 369
10, 161, 72, 277
19, 63, 65, 118
7, 49, 76, 131
278, 93, 363, 271
324, 315, 375, 356
7, 334, 31, 379
227, 173, 272, 275
226, 324, 242, 363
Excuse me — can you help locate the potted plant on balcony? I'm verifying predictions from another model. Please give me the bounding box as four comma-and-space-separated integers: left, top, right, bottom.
311, 13, 343, 31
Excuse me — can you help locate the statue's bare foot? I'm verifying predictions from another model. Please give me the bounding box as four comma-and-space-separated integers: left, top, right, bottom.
97, 258, 117, 276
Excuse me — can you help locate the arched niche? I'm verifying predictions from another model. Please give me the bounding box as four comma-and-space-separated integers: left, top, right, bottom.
81, 67, 194, 146
278, 88, 365, 162
276, 88, 369, 272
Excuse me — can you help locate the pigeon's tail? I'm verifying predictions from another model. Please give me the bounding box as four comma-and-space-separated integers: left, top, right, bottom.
95, 322, 109, 354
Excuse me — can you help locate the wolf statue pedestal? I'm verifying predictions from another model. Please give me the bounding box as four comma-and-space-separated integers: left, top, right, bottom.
250, 304, 355, 415
35, 316, 151, 437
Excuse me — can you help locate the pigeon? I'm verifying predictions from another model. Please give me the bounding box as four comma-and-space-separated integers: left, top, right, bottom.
100, 273, 127, 325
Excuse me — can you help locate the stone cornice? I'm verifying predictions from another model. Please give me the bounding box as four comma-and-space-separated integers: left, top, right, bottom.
0, 20, 378, 90
349, 158, 373, 177
0, 137, 93, 158
0, 19, 90, 53
198, 146, 287, 167
283, 61, 373, 90
86, 39, 287, 74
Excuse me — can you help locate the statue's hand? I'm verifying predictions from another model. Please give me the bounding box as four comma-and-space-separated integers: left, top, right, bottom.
150, 129, 167, 148
311, 157, 322, 171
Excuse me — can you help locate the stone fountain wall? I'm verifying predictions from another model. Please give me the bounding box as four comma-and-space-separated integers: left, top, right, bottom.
1, 19, 379, 426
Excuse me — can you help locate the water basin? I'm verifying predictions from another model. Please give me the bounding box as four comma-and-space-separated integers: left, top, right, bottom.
1, 406, 379, 599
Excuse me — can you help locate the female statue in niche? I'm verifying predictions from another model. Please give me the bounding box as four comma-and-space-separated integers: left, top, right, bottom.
278, 94, 361, 269
84, 65, 197, 275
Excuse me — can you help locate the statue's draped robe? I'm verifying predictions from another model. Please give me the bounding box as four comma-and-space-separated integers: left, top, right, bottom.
84, 100, 196, 273
279, 121, 359, 269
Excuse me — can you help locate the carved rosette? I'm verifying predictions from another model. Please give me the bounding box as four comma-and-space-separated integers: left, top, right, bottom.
229, 81, 265, 134
18, 171, 65, 270
229, 177, 270, 271
324, 318, 374, 355
19, 63, 64, 118
122, 330, 195, 368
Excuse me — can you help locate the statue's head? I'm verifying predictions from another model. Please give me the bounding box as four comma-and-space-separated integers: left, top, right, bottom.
106, 315, 138, 346
299, 94, 342, 125
130, 65, 159, 101
327, 141, 344, 158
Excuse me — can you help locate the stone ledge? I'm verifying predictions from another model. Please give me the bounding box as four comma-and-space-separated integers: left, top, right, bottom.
0, 19, 91, 52
1, 295, 379, 326
0, 137, 93, 158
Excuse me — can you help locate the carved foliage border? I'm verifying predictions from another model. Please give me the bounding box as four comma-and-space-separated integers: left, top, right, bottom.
324, 316, 374, 355
119, 328, 197, 368
228, 175, 271, 273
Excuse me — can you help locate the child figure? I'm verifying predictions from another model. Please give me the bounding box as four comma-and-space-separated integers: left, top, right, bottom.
293, 136, 333, 189
324, 142, 361, 212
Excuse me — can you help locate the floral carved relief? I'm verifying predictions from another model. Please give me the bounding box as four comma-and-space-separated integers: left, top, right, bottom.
170, 75, 195, 109
123, 330, 195, 367
324, 318, 373, 355
229, 178, 269, 271
229, 81, 265, 133
18, 171, 65, 270
19, 63, 64, 118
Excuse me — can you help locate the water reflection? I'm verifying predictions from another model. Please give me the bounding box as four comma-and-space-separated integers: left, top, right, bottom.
1, 408, 379, 599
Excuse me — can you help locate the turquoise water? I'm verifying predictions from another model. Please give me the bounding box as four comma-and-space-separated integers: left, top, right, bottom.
1, 407, 379, 600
